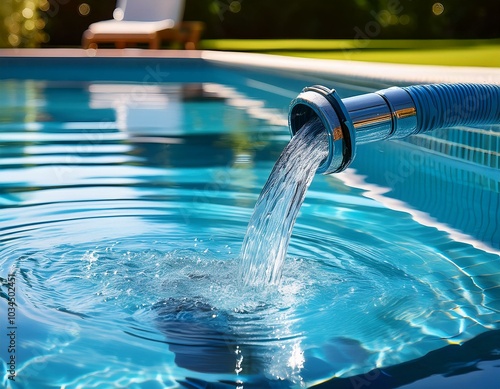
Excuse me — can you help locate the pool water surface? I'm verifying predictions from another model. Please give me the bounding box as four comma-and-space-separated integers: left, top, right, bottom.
0, 74, 499, 389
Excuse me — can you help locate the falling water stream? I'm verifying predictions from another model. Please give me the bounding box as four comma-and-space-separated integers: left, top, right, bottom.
240, 118, 328, 286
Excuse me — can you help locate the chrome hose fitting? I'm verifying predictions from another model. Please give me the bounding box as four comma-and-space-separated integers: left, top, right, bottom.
289, 85, 417, 174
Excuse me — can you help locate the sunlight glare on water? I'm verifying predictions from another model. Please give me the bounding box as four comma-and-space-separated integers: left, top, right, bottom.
1, 80, 500, 388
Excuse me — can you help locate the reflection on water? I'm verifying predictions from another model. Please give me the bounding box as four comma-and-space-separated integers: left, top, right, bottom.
351, 134, 500, 250
0, 80, 499, 388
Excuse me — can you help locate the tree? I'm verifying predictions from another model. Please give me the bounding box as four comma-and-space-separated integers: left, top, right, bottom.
0, 0, 48, 48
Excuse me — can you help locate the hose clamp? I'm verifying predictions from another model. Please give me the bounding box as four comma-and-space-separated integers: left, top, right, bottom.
289, 85, 356, 174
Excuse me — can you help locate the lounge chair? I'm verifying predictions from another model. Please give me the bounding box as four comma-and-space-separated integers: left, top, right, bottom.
82, 0, 203, 50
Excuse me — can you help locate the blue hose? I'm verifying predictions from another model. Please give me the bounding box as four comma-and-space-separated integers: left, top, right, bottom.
402, 83, 500, 134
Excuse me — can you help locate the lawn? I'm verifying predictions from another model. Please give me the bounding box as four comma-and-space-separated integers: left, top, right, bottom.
200, 39, 500, 67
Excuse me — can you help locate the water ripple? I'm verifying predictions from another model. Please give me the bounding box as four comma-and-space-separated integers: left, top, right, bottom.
1, 80, 499, 388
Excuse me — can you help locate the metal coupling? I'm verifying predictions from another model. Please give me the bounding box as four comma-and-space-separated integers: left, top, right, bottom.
289, 85, 417, 174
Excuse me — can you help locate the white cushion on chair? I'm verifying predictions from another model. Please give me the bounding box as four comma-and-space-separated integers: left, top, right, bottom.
88, 19, 175, 34
115, 0, 184, 23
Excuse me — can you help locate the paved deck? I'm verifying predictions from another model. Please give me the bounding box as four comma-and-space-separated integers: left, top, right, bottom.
1, 49, 499, 85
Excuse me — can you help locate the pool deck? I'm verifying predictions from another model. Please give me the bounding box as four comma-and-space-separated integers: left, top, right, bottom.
1, 48, 499, 85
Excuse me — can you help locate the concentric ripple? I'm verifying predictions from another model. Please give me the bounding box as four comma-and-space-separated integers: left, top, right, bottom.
1, 81, 499, 388
3, 197, 500, 388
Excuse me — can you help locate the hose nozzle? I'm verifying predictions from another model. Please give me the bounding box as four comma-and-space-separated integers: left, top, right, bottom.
289, 85, 417, 174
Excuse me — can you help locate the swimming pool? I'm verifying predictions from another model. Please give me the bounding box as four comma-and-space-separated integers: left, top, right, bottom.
0, 52, 499, 388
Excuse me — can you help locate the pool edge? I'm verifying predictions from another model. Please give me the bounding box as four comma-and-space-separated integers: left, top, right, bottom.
1, 48, 499, 85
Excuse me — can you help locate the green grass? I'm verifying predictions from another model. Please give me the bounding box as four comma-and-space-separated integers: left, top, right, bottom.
199, 39, 500, 67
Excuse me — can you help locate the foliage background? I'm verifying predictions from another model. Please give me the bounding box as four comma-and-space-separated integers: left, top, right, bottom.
0, 0, 499, 48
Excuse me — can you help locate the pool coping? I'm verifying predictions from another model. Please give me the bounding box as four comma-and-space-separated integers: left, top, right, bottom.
1, 48, 499, 86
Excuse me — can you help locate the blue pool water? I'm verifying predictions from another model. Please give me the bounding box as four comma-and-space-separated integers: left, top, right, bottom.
0, 58, 499, 388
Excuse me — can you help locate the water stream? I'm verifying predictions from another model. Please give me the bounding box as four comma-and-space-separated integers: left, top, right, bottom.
240, 118, 328, 286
